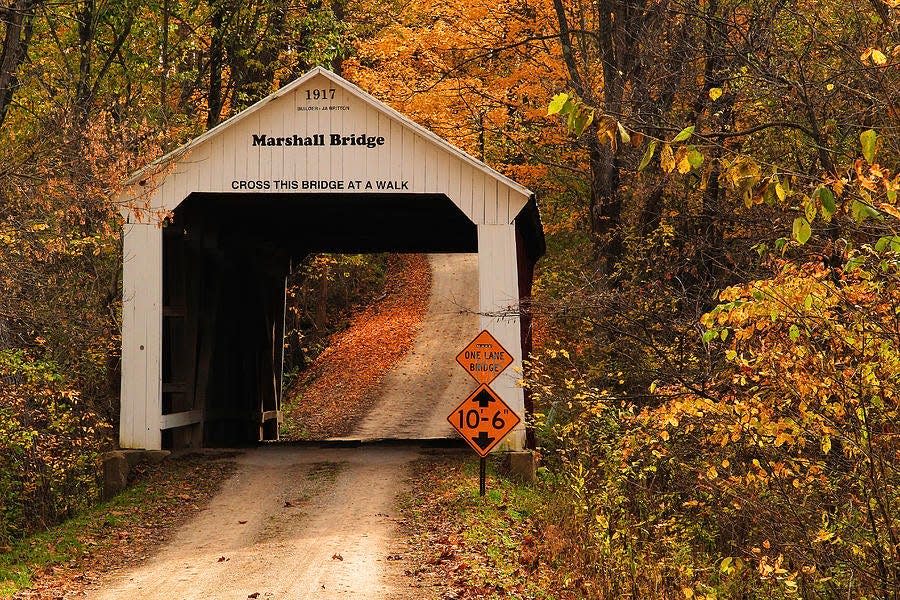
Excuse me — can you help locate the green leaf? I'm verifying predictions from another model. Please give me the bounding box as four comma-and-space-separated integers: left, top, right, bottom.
617, 122, 631, 144
672, 125, 695, 143
720, 557, 734, 573
792, 217, 811, 244
804, 196, 816, 222
817, 187, 836, 219
638, 141, 657, 172
860, 129, 877, 163
789, 324, 800, 342
572, 109, 594, 136
775, 181, 787, 202
845, 255, 866, 271
547, 93, 569, 115
851, 199, 881, 222
687, 148, 704, 169
702, 329, 718, 343
875, 235, 900, 252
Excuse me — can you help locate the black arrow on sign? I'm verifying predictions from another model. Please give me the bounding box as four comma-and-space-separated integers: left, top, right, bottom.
471, 431, 495, 451
473, 389, 495, 408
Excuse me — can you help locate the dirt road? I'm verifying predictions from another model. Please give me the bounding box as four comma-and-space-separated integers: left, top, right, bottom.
348, 253, 478, 440
87, 254, 478, 598
88, 446, 435, 600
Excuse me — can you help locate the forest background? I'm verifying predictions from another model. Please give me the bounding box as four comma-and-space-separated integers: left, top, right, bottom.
0, 0, 897, 597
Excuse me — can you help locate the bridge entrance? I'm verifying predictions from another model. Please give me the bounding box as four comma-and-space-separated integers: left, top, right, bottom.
118, 68, 543, 450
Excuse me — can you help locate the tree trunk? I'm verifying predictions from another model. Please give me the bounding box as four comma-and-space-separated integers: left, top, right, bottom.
207, 3, 226, 129
0, 0, 37, 130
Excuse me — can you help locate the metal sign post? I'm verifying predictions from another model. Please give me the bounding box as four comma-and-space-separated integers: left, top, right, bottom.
479, 457, 486, 496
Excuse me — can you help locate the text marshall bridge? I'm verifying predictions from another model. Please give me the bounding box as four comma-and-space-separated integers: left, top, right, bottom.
251, 133, 385, 149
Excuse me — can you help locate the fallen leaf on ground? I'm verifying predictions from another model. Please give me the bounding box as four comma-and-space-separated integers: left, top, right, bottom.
281, 255, 432, 439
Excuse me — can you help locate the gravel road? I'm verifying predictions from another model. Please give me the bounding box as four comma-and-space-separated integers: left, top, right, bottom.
87, 446, 436, 600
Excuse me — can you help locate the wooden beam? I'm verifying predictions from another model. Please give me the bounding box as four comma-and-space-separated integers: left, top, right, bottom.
160, 409, 202, 430
261, 410, 281, 424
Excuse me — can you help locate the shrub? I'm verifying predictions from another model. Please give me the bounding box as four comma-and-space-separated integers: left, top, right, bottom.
529, 259, 900, 599
0, 350, 108, 546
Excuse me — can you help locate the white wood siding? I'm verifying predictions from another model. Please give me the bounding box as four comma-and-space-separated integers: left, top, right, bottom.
124, 72, 530, 226
477, 225, 526, 449
120, 222, 163, 450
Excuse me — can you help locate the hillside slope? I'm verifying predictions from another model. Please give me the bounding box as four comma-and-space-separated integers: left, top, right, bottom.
282, 253, 478, 440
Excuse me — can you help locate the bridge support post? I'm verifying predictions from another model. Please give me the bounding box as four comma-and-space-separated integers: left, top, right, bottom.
477, 224, 526, 451
120, 221, 163, 450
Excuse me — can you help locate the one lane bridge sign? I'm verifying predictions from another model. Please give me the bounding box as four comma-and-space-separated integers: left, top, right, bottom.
456, 329, 513, 385
447, 384, 521, 457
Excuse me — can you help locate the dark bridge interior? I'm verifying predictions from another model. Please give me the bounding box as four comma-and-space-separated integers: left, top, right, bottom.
161, 193, 480, 448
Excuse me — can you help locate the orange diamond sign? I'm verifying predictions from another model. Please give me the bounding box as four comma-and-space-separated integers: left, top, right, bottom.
456, 330, 513, 385
447, 384, 521, 457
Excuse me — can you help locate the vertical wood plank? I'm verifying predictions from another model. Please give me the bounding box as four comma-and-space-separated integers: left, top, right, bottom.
477, 224, 525, 450
366, 103, 379, 184
436, 149, 449, 199
448, 156, 463, 217
379, 113, 392, 183
120, 221, 163, 450
472, 170, 485, 224
257, 108, 273, 184
425, 140, 438, 193
498, 183, 510, 224
195, 142, 212, 192
459, 163, 474, 222
391, 117, 404, 184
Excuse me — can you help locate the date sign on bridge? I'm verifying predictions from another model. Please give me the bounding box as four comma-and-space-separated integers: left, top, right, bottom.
447, 384, 521, 458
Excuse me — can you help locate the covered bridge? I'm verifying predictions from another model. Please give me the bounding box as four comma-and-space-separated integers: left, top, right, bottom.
118, 67, 544, 450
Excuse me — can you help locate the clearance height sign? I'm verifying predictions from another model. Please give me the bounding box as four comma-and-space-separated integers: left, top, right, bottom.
448, 330, 519, 458
448, 384, 520, 457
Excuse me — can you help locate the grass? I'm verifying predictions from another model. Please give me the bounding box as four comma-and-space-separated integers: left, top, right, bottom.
0, 455, 235, 598
0, 481, 153, 596
400, 452, 557, 600
306, 461, 347, 484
